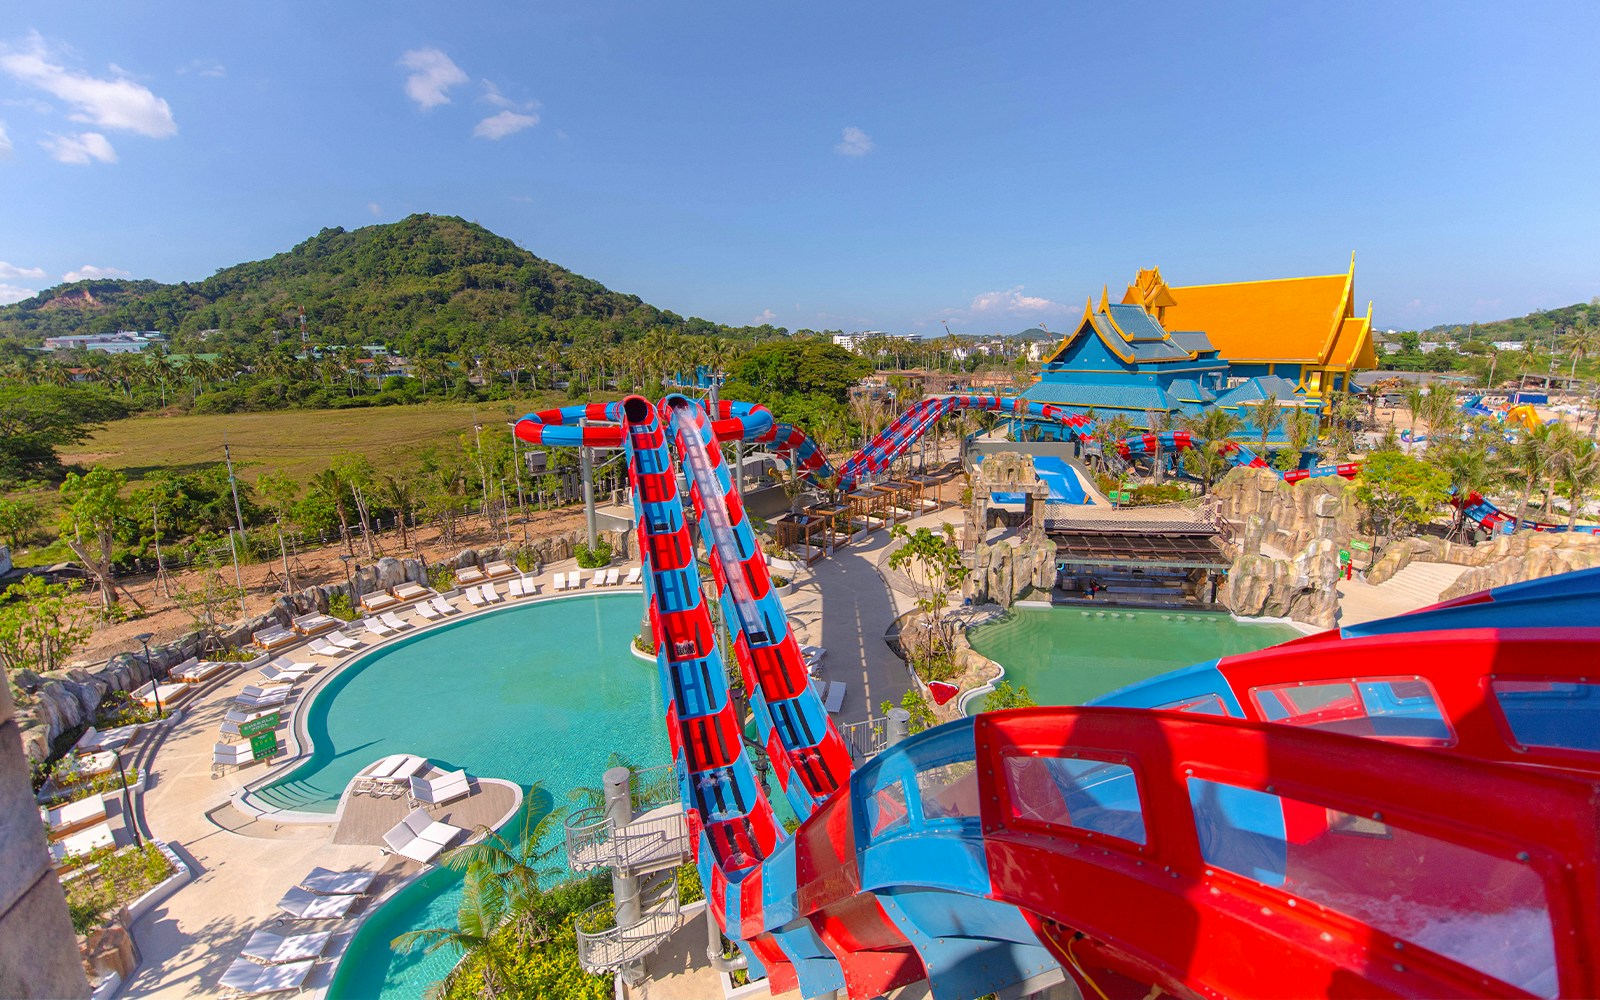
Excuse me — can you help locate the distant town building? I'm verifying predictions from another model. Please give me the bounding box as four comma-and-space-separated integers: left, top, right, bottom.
1492, 340, 1527, 352
833, 331, 922, 352
1417, 341, 1458, 354
42, 330, 167, 353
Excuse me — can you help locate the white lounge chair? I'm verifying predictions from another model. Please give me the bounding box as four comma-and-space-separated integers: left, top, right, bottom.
569, 571, 586, 590
481, 583, 503, 604
40, 793, 107, 840
604, 567, 620, 586
220, 957, 316, 998
214, 741, 258, 770
47, 821, 115, 865
220, 710, 278, 738
483, 560, 516, 579
328, 631, 364, 650
365, 618, 398, 639
235, 687, 291, 711
430, 596, 457, 616
415, 601, 443, 622
291, 613, 341, 636
358, 591, 399, 613
455, 565, 487, 587
380, 611, 411, 631
382, 807, 464, 865
257, 663, 312, 686
306, 637, 345, 658
520, 576, 540, 597
298, 866, 377, 895
465, 587, 488, 608
591, 570, 606, 587
552, 572, 568, 592
507, 577, 525, 598
623, 566, 641, 585
275, 885, 359, 920
239, 928, 331, 965
410, 769, 470, 806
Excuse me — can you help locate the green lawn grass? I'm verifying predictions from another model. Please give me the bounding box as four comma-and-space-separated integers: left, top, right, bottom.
58, 394, 574, 486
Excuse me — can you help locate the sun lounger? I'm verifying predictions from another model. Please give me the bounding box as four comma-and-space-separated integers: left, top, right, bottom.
48, 821, 115, 865
213, 741, 259, 770
306, 637, 346, 658
64, 750, 118, 779
235, 688, 291, 711
41, 793, 108, 840
507, 577, 525, 598
455, 565, 487, 586
358, 591, 399, 613
275, 885, 359, 920
379, 611, 411, 631
824, 681, 846, 713
415, 601, 443, 621
298, 866, 377, 895
430, 596, 457, 616
382, 807, 464, 865
591, 570, 606, 587
172, 658, 227, 683
483, 560, 516, 580
569, 571, 587, 590
604, 567, 619, 586
364, 618, 396, 639
220, 708, 279, 738
392, 582, 431, 602
481, 583, 503, 604
465, 587, 487, 608
133, 680, 192, 709
623, 567, 641, 585
328, 631, 364, 649
258, 662, 313, 685
410, 769, 470, 806
252, 626, 298, 651
77, 723, 140, 753
220, 956, 316, 998
239, 929, 331, 965
552, 572, 568, 592
291, 612, 342, 636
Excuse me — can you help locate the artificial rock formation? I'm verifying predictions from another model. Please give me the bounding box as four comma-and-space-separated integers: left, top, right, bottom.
1212, 466, 1359, 556
1212, 467, 1352, 628
966, 537, 1055, 608
1219, 537, 1342, 629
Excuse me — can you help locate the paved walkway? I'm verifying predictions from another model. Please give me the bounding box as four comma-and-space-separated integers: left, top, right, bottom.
1337, 561, 1469, 627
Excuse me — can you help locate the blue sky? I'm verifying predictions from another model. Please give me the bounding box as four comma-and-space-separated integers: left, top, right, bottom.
1, 3, 1597, 334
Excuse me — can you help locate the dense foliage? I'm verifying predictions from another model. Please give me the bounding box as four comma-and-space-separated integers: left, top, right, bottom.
0, 384, 128, 480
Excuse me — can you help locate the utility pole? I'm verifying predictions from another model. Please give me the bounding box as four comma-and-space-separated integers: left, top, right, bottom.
151, 497, 170, 597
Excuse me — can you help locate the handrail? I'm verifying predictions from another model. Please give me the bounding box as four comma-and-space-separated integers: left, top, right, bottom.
574, 873, 681, 973
564, 803, 690, 874
837, 715, 889, 762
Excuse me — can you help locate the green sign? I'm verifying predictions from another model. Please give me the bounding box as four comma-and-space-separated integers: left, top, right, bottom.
239, 712, 280, 739
249, 731, 279, 761
1338, 549, 1352, 564
1351, 540, 1372, 551
1109, 491, 1132, 502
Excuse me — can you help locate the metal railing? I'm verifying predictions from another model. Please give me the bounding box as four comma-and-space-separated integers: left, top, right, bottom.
838, 715, 889, 763
575, 871, 680, 974
565, 802, 690, 874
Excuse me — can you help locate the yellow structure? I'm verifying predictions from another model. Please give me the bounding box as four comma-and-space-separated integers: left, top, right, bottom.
1121, 254, 1376, 396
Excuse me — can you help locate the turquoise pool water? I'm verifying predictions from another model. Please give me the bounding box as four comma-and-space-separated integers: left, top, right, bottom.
967, 607, 1300, 710
262, 595, 669, 999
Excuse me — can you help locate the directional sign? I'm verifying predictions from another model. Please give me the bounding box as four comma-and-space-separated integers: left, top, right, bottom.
239, 713, 280, 739
1351, 540, 1372, 551
249, 731, 279, 762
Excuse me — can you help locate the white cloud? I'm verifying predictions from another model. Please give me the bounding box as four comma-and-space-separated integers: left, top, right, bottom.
399, 47, 467, 109
752, 309, 777, 325
62, 264, 130, 282
473, 109, 538, 140
367, 201, 382, 216
835, 125, 873, 157
0, 282, 38, 304
0, 261, 46, 280
42, 131, 116, 164
0, 33, 177, 138
968, 285, 1060, 314
177, 58, 225, 78
0, 121, 10, 159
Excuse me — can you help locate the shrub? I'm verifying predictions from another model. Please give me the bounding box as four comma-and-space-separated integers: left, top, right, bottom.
573, 539, 612, 569
429, 564, 455, 592
326, 593, 356, 621
880, 688, 937, 734
770, 574, 790, 588
984, 679, 1037, 710
1128, 483, 1188, 506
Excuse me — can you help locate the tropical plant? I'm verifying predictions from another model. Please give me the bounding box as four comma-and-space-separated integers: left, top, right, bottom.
57, 465, 129, 612
983, 679, 1037, 710
0, 575, 93, 676
1354, 450, 1451, 542
1246, 395, 1281, 458
1179, 408, 1243, 493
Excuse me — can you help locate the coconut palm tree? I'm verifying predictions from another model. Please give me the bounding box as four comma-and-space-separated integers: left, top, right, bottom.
1402, 384, 1428, 439
1180, 408, 1243, 493
1508, 422, 1560, 527
1556, 430, 1600, 529
1246, 395, 1281, 461
1563, 318, 1597, 400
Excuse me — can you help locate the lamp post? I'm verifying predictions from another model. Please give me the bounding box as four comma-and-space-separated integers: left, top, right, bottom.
134, 631, 158, 716
114, 749, 141, 847
339, 553, 356, 605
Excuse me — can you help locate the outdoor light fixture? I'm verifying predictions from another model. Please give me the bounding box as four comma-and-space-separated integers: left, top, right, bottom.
134, 632, 158, 715
339, 553, 356, 599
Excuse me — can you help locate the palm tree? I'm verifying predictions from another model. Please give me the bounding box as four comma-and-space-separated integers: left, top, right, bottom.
1247, 395, 1281, 461
1433, 436, 1491, 540
1563, 318, 1597, 400
1509, 422, 1560, 527
1180, 408, 1243, 493
1402, 384, 1428, 439
308, 467, 355, 555
1556, 431, 1600, 529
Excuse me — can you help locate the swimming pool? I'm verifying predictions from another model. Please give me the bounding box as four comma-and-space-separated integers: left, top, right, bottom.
260, 595, 669, 999
966, 606, 1300, 710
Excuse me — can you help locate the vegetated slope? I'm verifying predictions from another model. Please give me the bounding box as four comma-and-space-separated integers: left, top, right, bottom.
1421, 298, 1596, 343
0, 214, 739, 354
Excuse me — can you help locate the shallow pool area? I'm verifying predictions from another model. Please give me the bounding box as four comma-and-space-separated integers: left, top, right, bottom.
257, 594, 668, 999
967, 606, 1301, 710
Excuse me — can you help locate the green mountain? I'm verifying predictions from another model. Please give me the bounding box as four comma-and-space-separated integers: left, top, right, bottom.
1421, 298, 1596, 343
0, 214, 746, 355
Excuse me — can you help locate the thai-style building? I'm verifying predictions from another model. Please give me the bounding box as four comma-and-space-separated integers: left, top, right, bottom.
1016, 256, 1374, 441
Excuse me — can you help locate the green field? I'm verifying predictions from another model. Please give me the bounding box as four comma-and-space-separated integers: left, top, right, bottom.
58, 395, 573, 485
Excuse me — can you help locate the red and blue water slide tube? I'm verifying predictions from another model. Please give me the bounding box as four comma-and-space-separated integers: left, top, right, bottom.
523, 395, 1600, 998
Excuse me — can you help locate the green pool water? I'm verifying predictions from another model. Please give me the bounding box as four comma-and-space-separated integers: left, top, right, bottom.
966, 606, 1301, 710
260, 595, 669, 1000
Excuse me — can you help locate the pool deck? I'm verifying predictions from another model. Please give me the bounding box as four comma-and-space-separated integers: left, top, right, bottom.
120, 557, 618, 999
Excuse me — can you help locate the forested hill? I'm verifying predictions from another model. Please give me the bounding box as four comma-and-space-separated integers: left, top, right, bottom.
1421, 298, 1595, 343
0, 214, 765, 355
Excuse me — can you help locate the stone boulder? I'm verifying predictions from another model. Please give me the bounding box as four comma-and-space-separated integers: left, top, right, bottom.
1440, 533, 1600, 600
1220, 537, 1339, 629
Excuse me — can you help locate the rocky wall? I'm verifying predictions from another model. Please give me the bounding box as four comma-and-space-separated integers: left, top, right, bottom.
966, 538, 1055, 608
1219, 537, 1341, 629
1212, 466, 1359, 557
